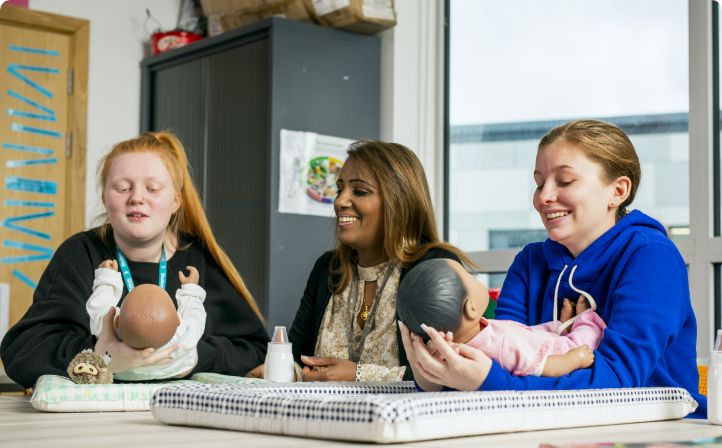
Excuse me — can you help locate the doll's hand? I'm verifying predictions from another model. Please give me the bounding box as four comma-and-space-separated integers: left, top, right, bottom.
299, 356, 356, 381
426, 339, 439, 357
398, 321, 443, 391
179, 266, 199, 284
246, 363, 265, 379
94, 307, 179, 374
413, 324, 492, 391
576, 296, 590, 315
560, 298, 574, 322
98, 259, 118, 271
426, 331, 455, 358
561, 296, 591, 323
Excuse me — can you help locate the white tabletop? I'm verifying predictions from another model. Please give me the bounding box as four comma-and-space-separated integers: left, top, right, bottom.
1, 396, 720, 447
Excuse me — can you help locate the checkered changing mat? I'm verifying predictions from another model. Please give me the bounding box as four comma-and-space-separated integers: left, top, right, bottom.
150, 382, 698, 443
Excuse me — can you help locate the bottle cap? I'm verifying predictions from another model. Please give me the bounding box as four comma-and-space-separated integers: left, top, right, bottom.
271, 326, 289, 344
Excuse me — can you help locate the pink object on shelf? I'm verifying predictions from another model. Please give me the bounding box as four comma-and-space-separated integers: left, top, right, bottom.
5, 0, 29, 7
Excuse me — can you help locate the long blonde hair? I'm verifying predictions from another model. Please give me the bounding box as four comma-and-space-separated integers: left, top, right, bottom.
96, 131, 264, 321
329, 140, 472, 293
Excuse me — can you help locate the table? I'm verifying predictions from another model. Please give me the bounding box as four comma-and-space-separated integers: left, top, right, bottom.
1, 396, 721, 447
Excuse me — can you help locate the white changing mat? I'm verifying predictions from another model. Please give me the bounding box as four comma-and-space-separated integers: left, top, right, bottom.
29, 373, 265, 412
149, 382, 698, 443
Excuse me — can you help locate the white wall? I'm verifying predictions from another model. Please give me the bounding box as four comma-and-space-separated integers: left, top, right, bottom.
380, 0, 445, 233
29, 0, 181, 227
28, 0, 438, 230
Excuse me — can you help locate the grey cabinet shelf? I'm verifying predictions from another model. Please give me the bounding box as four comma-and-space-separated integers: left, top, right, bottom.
141, 17, 380, 330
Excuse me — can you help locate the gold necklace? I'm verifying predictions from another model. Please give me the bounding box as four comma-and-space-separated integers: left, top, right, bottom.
348, 263, 395, 362
359, 283, 376, 322
360, 303, 370, 321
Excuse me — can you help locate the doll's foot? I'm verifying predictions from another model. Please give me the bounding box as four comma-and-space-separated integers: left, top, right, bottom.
560, 298, 573, 322
179, 266, 199, 284
569, 344, 595, 369
99, 259, 118, 271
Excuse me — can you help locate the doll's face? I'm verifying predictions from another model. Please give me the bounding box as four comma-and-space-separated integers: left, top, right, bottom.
447, 260, 489, 342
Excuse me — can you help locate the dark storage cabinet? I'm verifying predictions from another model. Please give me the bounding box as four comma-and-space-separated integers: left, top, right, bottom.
141, 18, 380, 330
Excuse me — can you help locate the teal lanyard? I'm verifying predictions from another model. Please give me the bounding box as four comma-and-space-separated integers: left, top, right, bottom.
116, 243, 167, 292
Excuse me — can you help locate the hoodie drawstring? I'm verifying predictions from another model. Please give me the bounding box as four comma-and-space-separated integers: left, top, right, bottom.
553, 265, 597, 334
552, 264, 568, 323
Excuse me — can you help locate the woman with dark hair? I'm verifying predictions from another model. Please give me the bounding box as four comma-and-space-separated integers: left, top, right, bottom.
249, 140, 470, 382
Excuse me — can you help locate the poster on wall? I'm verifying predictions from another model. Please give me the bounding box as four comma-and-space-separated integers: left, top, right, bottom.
279, 129, 353, 217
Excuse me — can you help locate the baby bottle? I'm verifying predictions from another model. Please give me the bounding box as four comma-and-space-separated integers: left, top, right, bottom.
265, 326, 295, 382
708, 329, 722, 424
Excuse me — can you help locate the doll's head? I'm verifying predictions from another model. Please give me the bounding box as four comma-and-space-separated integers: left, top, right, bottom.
115, 284, 179, 349
396, 259, 488, 343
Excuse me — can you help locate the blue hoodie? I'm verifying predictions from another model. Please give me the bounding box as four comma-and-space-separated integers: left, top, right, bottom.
490, 210, 706, 418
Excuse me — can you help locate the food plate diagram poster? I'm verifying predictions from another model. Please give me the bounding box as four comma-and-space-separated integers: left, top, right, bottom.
279, 129, 353, 217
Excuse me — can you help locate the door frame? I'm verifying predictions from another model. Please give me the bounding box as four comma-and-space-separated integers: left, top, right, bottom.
0, 4, 88, 235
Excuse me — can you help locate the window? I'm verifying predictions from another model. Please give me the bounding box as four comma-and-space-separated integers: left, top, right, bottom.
447, 0, 689, 256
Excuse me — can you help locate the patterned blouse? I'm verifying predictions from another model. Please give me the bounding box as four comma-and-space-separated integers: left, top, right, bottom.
314, 259, 406, 381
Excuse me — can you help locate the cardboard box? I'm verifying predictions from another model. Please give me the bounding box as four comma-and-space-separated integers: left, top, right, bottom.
207, 11, 261, 36
283, 0, 316, 21
307, 0, 395, 34
258, 0, 315, 21
201, 0, 292, 16
206, 0, 315, 36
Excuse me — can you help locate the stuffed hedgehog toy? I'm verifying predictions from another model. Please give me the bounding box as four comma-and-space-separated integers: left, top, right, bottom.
67, 349, 112, 384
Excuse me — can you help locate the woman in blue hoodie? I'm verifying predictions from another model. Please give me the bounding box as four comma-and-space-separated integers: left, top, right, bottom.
400, 119, 706, 418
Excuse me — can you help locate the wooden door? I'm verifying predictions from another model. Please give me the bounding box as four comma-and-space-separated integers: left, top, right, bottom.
0, 5, 87, 341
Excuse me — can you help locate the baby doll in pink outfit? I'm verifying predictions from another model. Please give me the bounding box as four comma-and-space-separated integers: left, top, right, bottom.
397, 259, 605, 377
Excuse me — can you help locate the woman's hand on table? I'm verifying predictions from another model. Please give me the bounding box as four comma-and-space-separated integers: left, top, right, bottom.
299, 356, 356, 381
246, 363, 265, 378
93, 307, 179, 374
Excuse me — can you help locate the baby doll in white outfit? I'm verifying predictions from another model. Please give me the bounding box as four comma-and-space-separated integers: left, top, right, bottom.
86, 260, 207, 380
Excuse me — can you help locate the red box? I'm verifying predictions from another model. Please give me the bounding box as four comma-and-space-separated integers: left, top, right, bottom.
488, 287, 501, 302
151, 30, 203, 55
